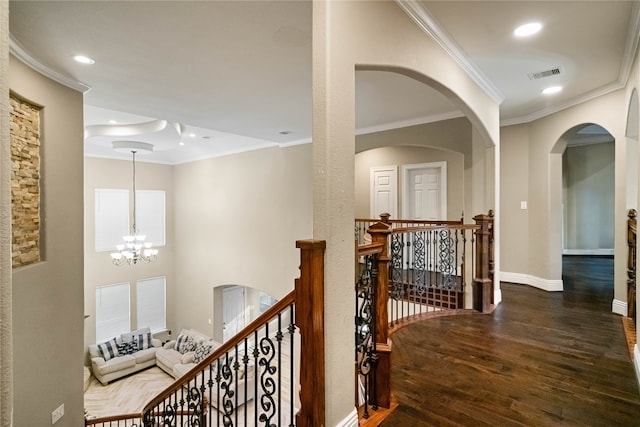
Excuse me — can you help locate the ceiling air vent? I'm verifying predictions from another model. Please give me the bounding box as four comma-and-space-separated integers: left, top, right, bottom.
527, 67, 561, 80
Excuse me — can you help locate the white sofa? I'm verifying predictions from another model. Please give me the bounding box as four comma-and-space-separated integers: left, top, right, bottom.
89, 327, 162, 385
155, 328, 255, 407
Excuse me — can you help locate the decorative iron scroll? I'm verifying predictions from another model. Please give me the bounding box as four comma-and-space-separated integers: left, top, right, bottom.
412, 231, 426, 288
438, 229, 456, 289
220, 353, 235, 426
390, 233, 405, 301
355, 254, 378, 418
258, 325, 277, 427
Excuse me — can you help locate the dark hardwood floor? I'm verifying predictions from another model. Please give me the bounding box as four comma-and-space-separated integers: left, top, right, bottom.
379, 256, 640, 426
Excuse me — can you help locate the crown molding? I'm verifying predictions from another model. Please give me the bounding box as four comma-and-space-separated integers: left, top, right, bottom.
9, 33, 91, 93
500, 80, 626, 127
395, 0, 504, 105
619, 0, 640, 85
356, 111, 465, 136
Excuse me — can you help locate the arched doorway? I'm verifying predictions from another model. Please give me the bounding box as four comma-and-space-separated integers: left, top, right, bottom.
552, 123, 616, 308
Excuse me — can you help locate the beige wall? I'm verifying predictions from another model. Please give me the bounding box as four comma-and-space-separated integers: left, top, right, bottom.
9, 55, 85, 427
83, 157, 175, 350
500, 90, 626, 299
313, 1, 499, 423
173, 144, 312, 337
355, 145, 465, 220
563, 142, 615, 251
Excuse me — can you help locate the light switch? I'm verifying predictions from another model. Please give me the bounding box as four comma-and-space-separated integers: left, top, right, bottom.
520, 201, 527, 210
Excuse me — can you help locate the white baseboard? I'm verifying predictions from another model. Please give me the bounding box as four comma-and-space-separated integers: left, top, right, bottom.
562, 248, 614, 256
500, 271, 563, 292
634, 345, 640, 392
612, 299, 628, 316
494, 284, 503, 305
335, 409, 359, 427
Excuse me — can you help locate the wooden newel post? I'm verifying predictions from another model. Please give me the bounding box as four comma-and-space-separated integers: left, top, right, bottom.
473, 211, 494, 313
367, 220, 392, 409
295, 240, 326, 427
628, 209, 637, 322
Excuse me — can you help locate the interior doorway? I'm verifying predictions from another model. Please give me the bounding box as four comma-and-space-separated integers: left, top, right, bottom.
222, 286, 246, 342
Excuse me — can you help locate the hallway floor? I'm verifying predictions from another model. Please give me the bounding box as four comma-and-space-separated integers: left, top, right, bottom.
379, 256, 640, 426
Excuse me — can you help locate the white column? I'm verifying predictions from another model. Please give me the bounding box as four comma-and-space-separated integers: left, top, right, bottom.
312, 1, 356, 425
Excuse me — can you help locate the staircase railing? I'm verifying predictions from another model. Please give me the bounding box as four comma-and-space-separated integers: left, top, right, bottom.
354, 212, 494, 417
86, 240, 326, 427
355, 213, 463, 246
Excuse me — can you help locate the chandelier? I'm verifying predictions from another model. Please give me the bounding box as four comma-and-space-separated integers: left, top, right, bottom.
111, 144, 159, 265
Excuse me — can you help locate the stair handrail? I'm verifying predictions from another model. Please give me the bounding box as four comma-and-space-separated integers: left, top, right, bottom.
142, 291, 296, 413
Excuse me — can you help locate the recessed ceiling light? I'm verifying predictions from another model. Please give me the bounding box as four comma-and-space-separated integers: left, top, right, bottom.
108, 120, 118, 124
178, 141, 185, 146
73, 55, 95, 64
279, 130, 292, 135
542, 86, 562, 95
188, 133, 196, 138
514, 22, 542, 37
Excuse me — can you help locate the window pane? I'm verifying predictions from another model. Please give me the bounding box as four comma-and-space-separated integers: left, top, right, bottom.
136, 190, 165, 246
96, 282, 130, 343
95, 189, 129, 251
137, 277, 166, 333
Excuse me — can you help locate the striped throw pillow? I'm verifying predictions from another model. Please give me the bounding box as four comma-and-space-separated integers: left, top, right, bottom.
97, 338, 119, 361
135, 332, 152, 350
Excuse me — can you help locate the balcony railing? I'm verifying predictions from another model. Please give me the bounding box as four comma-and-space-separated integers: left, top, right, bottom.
355, 212, 495, 418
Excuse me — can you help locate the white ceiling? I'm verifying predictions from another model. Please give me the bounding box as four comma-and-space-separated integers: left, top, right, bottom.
8, 1, 639, 164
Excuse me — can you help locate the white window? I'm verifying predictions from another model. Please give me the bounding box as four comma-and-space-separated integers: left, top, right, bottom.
136, 190, 166, 247
94, 189, 166, 252
96, 282, 130, 343
137, 277, 166, 333
95, 189, 129, 251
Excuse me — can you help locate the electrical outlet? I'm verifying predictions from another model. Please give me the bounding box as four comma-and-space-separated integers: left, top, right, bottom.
52, 404, 64, 424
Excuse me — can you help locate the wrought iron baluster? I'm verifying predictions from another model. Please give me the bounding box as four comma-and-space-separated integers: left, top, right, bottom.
277, 313, 284, 427
355, 253, 375, 419
288, 305, 296, 427
258, 322, 277, 426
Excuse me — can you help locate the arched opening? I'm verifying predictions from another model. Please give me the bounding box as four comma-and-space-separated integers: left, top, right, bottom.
552, 123, 615, 307
354, 69, 494, 224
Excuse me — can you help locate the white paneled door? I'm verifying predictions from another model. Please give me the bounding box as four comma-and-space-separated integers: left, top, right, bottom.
370, 166, 398, 219
402, 162, 447, 220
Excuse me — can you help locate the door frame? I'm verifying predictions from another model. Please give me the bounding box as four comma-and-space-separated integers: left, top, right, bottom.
401, 161, 447, 220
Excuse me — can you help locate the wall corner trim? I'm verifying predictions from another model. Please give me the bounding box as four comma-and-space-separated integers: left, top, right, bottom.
500, 271, 564, 292
612, 299, 628, 316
